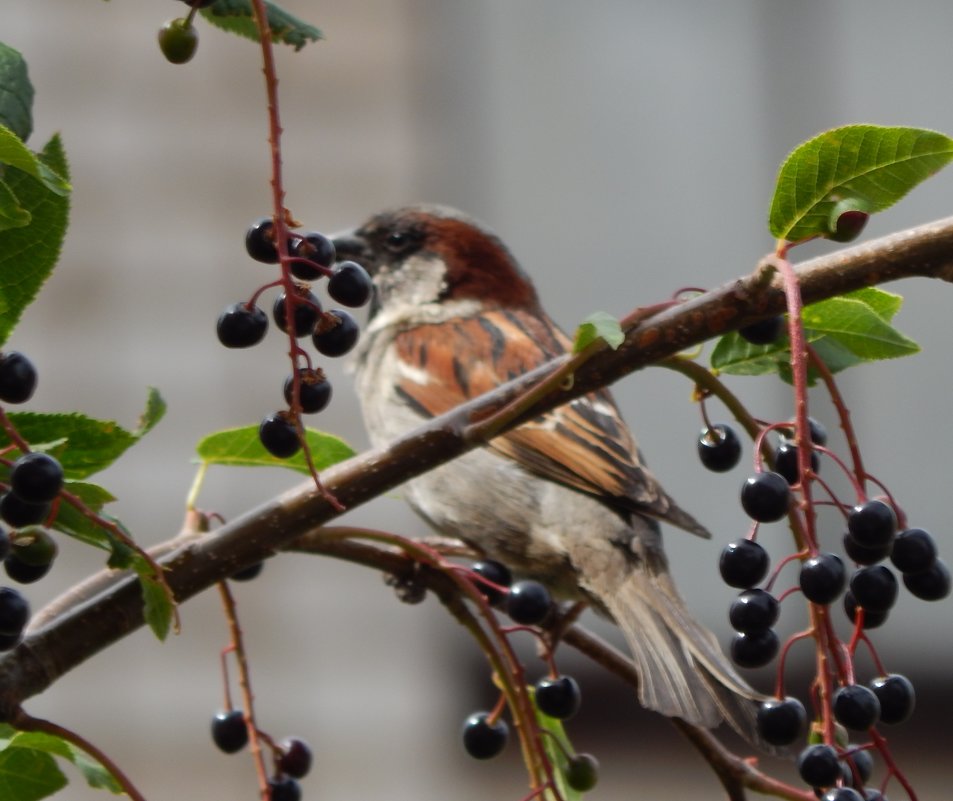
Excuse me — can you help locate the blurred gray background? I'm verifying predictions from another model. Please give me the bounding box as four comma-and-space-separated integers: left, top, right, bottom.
3, 2, 952, 799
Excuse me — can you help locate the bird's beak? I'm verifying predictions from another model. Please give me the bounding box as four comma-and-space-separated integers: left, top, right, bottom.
330, 228, 373, 270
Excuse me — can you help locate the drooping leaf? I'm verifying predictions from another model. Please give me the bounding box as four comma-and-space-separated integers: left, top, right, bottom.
138, 565, 174, 642
530, 690, 585, 801
0, 43, 34, 142
196, 425, 354, 474
769, 125, 953, 243
1, 729, 122, 794
0, 737, 67, 801
711, 287, 919, 381
0, 134, 70, 344
200, 0, 322, 51
573, 311, 624, 353
0, 127, 70, 196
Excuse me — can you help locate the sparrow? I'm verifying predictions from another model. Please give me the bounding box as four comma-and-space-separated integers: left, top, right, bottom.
334, 204, 763, 736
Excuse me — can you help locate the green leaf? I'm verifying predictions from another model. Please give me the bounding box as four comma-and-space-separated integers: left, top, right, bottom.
0, 126, 70, 196
0, 134, 70, 345
0, 738, 67, 801
196, 425, 354, 474
530, 691, 583, 801
0, 43, 34, 142
0, 725, 122, 795
139, 567, 174, 641
572, 311, 624, 353
0, 178, 31, 231
200, 1, 322, 51
711, 287, 919, 380
2, 389, 166, 480
769, 125, 953, 243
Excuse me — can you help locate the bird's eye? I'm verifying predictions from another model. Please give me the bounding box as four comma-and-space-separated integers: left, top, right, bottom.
385, 231, 407, 251
382, 225, 424, 256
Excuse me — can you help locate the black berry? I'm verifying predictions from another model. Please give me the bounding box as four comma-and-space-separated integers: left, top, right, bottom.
246, 217, 280, 263
471, 560, 512, 607
739, 315, 784, 345
869, 673, 915, 725
890, 527, 937, 574
719, 539, 770, 589
273, 289, 321, 337
843, 532, 890, 566
740, 472, 791, 522
284, 370, 332, 414
806, 416, 828, 446
312, 309, 359, 357
9, 528, 57, 567
534, 675, 581, 720
0, 587, 29, 637
0, 493, 50, 528
217, 303, 268, 348
729, 629, 779, 669
799, 553, 846, 605
847, 500, 897, 550
902, 559, 951, 601
267, 776, 301, 801
179, 0, 216, 7
564, 753, 599, 792
756, 696, 807, 746
210, 710, 248, 754
0, 630, 20, 651
844, 748, 874, 786
729, 589, 780, 633
828, 200, 870, 243
833, 684, 880, 731
10, 452, 64, 504
697, 424, 742, 473
157, 18, 198, 64
277, 737, 313, 779
848, 565, 897, 613
773, 442, 819, 486
0, 352, 37, 404
230, 561, 264, 582
290, 232, 336, 280
843, 592, 888, 629
0, 528, 8, 563
327, 261, 373, 308
506, 580, 552, 625
4, 554, 52, 584
797, 743, 842, 788
258, 412, 300, 459
461, 712, 508, 759
821, 789, 864, 801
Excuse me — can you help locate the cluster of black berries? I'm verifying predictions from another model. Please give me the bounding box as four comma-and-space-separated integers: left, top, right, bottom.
211, 710, 312, 800
0, 351, 66, 649
700, 414, 945, 798
216, 217, 372, 459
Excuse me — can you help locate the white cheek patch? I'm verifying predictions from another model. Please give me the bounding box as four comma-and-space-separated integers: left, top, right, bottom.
396, 359, 432, 387
573, 397, 615, 418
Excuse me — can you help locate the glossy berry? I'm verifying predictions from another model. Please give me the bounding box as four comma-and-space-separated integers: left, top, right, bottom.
844, 748, 874, 786
799, 553, 846, 604
210, 710, 248, 754
729, 629, 779, 669
328, 261, 373, 307
277, 737, 313, 779
0, 528, 8, 563
506, 580, 552, 625
739, 315, 784, 345
847, 500, 897, 549
0, 352, 38, 404
833, 684, 880, 731
773, 442, 819, 486
797, 743, 842, 788
267, 776, 301, 801
697, 424, 742, 472
0, 630, 20, 651
157, 18, 198, 64
828, 198, 871, 244
290, 231, 336, 280
246, 217, 280, 263
822, 789, 864, 801
461, 712, 508, 759
564, 753, 599, 792
843, 532, 890, 567
848, 565, 898, 612
471, 560, 512, 607
728, 589, 780, 633
10, 452, 64, 504
230, 561, 264, 582
9, 528, 57, 567
740, 472, 790, 522
869, 673, 915, 725
284, 370, 332, 414
890, 527, 937, 573
179, 0, 217, 7
843, 592, 888, 629
258, 412, 300, 459
4, 553, 52, 584
312, 309, 360, 357
217, 303, 268, 348
0, 587, 29, 636
718, 539, 769, 589
860, 791, 886, 801
0, 493, 50, 528
534, 675, 581, 720
273, 289, 321, 337
756, 696, 807, 746
805, 416, 828, 446
902, 559, 951, 601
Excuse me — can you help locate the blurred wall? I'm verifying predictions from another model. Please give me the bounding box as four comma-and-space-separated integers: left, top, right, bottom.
2, 2, 951, 799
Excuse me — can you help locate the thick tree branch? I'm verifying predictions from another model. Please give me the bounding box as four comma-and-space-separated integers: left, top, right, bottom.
2, 214, 953, 721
